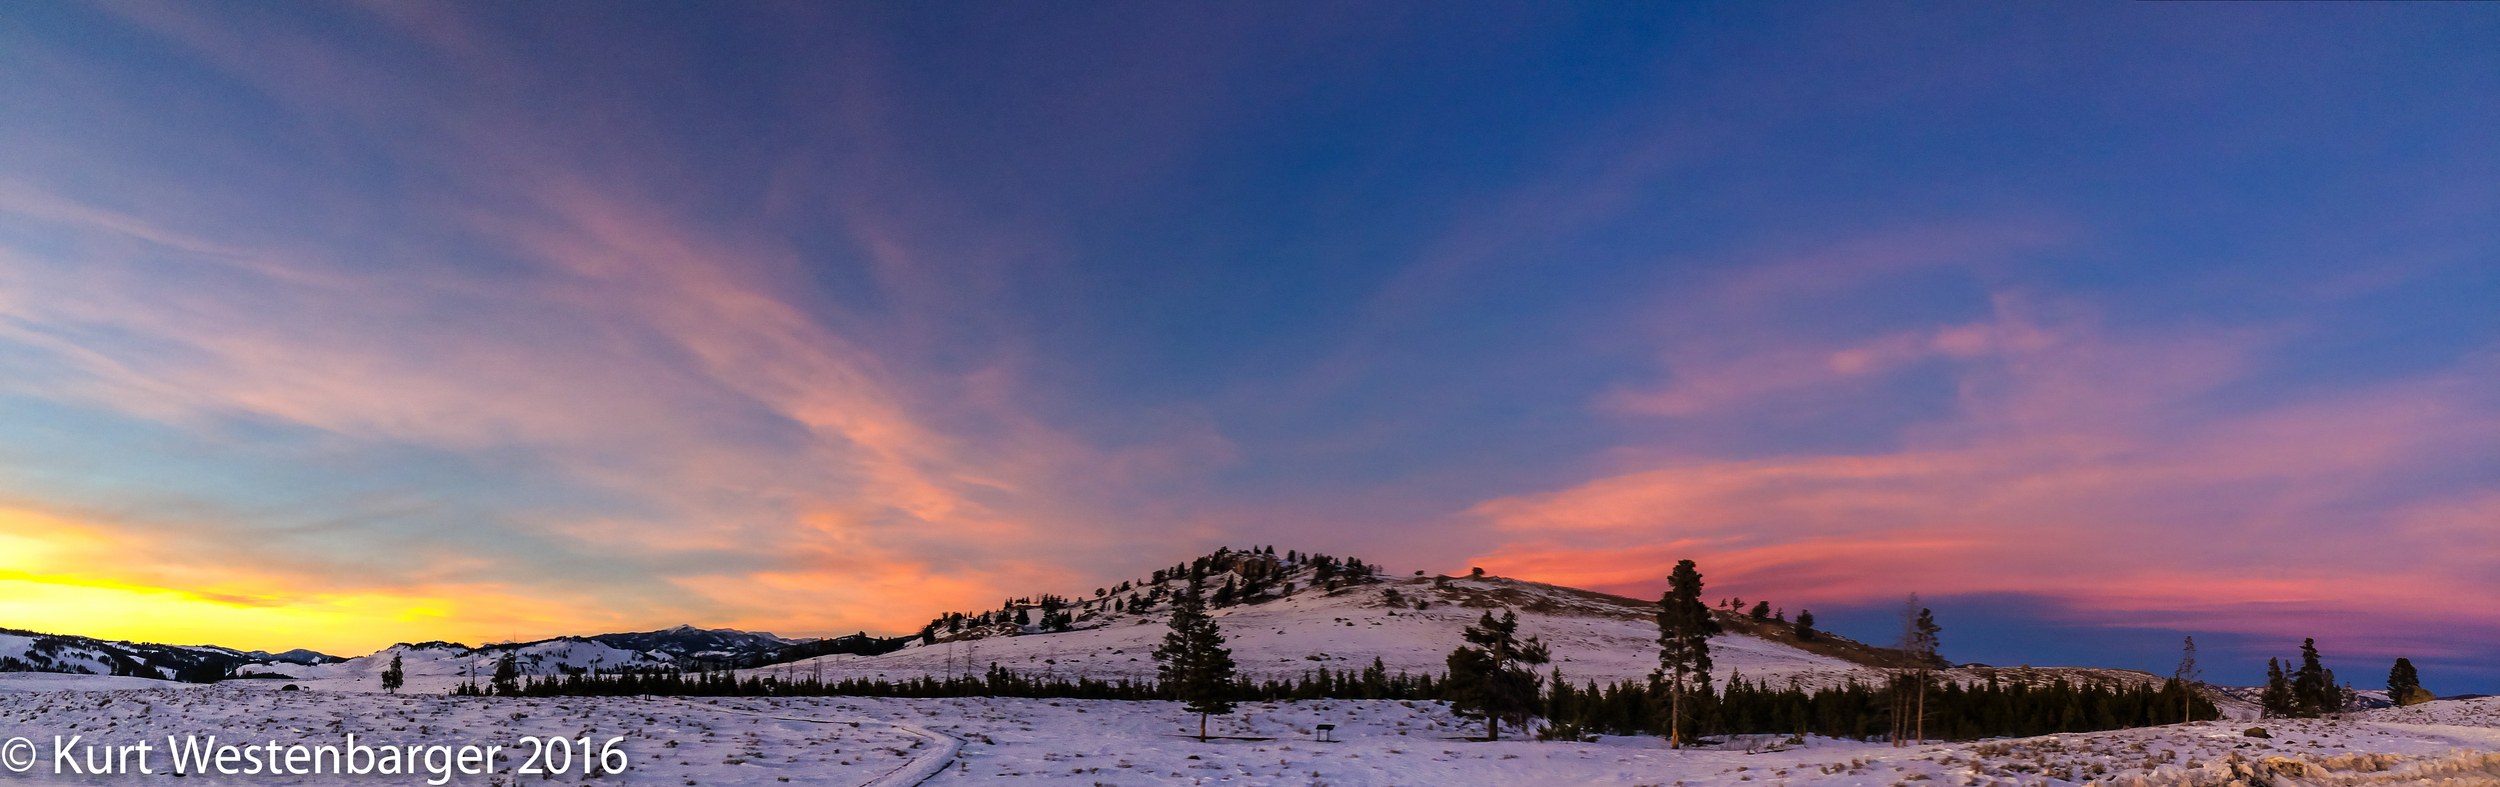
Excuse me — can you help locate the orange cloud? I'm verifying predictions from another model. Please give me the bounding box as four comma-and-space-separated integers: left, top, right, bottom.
0, 164, 1187, 653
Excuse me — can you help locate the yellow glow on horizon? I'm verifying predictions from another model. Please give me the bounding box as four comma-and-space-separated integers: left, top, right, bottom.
0, 506, 1010, 657
0, 576, 482, 656
0, 507, 533, 655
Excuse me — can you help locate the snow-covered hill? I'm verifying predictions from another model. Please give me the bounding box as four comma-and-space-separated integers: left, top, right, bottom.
747, 555, 1879, 690
259, 626, 856, 693
0, 627, 341, 682
747, 549, 2212, 711
579, 624, 814, 662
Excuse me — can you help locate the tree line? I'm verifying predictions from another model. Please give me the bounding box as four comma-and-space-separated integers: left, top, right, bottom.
2252, 638, 2436, 716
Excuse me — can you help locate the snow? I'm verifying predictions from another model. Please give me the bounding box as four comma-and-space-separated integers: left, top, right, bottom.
754, 574, 1880, 693
2355, 695, 2500, 728
0, 672, 192, 693
245, 639, 683, 695
0, 633, 120, 677
2, 684, 2495, 786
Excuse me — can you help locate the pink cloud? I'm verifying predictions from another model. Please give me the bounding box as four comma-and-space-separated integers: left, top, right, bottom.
0, 135, 1224, 646
1476, 291, 2500, 644
2, 3, 1245, 638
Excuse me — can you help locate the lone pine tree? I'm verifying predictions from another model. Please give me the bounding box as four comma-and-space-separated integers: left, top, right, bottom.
1153, 573, 1237, 741
380, 652, 405, 694
1445, 609, 1551, 741
490, 653, 520, 697
1896, 602, 1942, 746
2387, 657, 2428, 706
1655, 559, 1720, 748
2173, 636, 2202, 723
1795, 609, 1817, 641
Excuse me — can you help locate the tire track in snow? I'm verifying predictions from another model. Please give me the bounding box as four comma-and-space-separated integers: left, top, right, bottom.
669, 699, 962, 787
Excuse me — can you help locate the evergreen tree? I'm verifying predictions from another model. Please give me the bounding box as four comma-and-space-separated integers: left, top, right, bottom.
2290, 638, 2332, 717
2260, 657, 2294, 718
1900, 604, 1942, 744
1654, 559, 1720, 748
2388, 658, 2425, 706
1749, 600, 1772, 621
2173, 636, 2201, 723
491, 653, 520, 697
1153, 573, 1237, 740
381, 652, 405, 694
1446, 610, 1551, 741
1795, 610, 1817, 641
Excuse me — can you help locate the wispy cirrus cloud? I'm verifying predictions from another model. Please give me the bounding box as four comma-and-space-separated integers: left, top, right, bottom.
0, 165, 1233, 648
0, 4, 1241, 651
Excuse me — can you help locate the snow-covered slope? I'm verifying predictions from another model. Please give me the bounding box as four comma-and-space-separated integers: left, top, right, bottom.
0, 627, 336, 682
267, 636, 734, 693
752, 567, 1877, 689
2355, 695, 2500, 727
583, 624, 811, 661
749, 553, 2209, 707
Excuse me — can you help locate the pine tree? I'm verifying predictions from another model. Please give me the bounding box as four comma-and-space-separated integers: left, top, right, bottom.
1446, 610, 1551, 741
1902, 605, 1942, 744
490, 653, 520, 697
2260, 657, 2294, 718
2388, 658, 2425, 706
1153, 573, 1237, 740
2173, 636, 2202, 723
1655, 559, 1720, 748
1795, 610, 1817, 641
2291, 638, 2331, 717
380, 652, 405, 694
1749, 600, 1772, 621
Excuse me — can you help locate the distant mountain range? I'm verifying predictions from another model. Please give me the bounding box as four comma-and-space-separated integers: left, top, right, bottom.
0, 622, 907, 685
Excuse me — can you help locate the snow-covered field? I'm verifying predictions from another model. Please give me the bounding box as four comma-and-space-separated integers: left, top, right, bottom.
4, 673, 2495, 787
2354, 696, 2500, 729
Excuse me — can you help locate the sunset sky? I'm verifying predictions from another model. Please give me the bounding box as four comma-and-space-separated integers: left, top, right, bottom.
2, 4, 2494, 689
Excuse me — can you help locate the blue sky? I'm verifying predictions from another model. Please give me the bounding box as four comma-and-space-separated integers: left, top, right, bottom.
1, 3, 2494, 691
